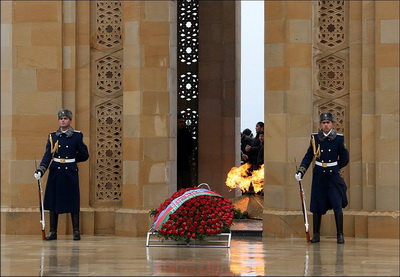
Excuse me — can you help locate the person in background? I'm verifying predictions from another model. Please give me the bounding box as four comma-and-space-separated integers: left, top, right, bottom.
177, 114, 194, 190
245, 131, 264, 171
34, 109, 89, 241
295, 112, 349, 244
247, 121, 264, 166
241, 128, 254, 164
245, 121, 264, 170
253, 121, 264, 147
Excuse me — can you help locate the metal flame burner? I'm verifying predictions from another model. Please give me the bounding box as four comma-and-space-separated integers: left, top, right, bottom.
230, 183, 264, 220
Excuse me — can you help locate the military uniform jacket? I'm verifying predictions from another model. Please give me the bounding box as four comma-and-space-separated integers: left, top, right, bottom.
299, 129, 349, 214
38, 127, 89, 214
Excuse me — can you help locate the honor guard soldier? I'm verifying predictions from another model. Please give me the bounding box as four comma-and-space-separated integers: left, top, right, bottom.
295, 112, 349, 244
34, 109, 89, 240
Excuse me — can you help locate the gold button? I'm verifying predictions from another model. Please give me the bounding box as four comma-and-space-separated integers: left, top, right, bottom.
330, 170, 332, 172
65, 167, 68, 169
323, 170, 325, 173
66, 156, 68, 158
329, 160, 331, 162
58, 156, 61, 158
59, 145, 61, 147
321, 160, 324, 162
321, 150, 324, 152
329, 149, 331, 152
66, 145, 69, 148
58, 167, 60, 169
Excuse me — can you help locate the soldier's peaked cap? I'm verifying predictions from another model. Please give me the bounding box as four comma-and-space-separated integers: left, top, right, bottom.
319, 112, 335, 122
58, 109, 73, 120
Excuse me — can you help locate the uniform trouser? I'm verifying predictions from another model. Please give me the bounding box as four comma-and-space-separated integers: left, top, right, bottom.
49, 211, 58, 232
71, 212, 79, 232
48, 212, 79, 231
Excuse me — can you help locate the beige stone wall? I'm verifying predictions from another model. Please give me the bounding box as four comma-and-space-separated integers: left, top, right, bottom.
264, 0, 399, 239
1, 0, 65, 235
116, 0, 173, 236
373, 1, 399, 210
264, 0, 313, 211
198, 1, 238, 198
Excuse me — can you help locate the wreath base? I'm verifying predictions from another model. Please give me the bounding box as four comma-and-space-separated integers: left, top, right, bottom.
146, 229, 231, 248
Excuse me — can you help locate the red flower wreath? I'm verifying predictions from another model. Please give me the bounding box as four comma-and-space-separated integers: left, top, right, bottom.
150, 187, 235, 242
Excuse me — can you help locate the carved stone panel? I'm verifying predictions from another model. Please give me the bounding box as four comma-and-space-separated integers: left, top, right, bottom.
91, 1, 123, 203
93, 1, 122, 51
313, 0, 349, 135
95, 55, 123, 96
315, 0, 348, 51
95, 100, 123, 201
316, 53, 348, 99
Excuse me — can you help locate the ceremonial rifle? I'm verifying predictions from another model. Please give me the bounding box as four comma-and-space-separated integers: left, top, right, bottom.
35, 159, 46, 240
295, 158, 310, 243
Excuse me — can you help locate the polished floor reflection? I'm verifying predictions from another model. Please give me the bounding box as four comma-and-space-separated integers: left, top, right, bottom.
1, 234, 399, 276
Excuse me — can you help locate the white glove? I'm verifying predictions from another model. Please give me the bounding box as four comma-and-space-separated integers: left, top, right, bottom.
295, 172, 302, 182
34, 172, 42, 180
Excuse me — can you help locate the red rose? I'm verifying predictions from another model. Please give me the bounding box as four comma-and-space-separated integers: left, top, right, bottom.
151, 187, 235, 242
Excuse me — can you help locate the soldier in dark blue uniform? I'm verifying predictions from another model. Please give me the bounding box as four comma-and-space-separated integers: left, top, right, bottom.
295, 112, 349, 244
34, 109, 89, 240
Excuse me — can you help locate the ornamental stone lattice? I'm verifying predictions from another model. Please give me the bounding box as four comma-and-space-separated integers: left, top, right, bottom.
314, 1, 348, 133
317, 0, 346, 49
91, 1, 123, 202
95, 1, 122, 50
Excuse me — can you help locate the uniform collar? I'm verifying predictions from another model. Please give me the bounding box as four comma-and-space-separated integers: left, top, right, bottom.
318, 129, 337, 141
56, 127, 74, 137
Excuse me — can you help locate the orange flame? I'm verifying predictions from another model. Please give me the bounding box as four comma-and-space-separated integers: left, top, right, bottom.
225, 163, 264, 193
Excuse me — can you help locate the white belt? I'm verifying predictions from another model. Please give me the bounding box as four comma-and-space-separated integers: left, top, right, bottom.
315, 161, 337, 168
53, 158, 75, 163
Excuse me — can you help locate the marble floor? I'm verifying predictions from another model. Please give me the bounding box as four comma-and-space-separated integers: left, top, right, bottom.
1, 234, 399, 276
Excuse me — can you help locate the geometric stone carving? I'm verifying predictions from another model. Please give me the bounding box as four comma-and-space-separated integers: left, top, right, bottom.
178, 0, 199, 65
95, 56, 123, 96
314, 1, 348, 135
95, 1, 122, 49
95, 101, 123, 201
316, 55, 346, 97
317, 0, 346, 49
179, 72, 199, 101
91, 1, 124, 203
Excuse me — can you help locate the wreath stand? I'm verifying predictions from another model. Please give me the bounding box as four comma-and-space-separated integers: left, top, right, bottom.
146, 229, 231, 248
146, 183, 231, 248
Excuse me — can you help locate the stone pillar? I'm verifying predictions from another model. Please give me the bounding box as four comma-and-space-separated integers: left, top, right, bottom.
1, 1, 68, 235
198, 1, 238, 197
263, 0, 314, 238
115, 1, 173, 236
264, 0, 399, 239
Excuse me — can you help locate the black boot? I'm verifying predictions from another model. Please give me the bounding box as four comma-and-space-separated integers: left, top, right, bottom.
71, 212, 81, 241
311, 213, 321, 243
45, 211, 58, 240
334, 212, 345, 244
